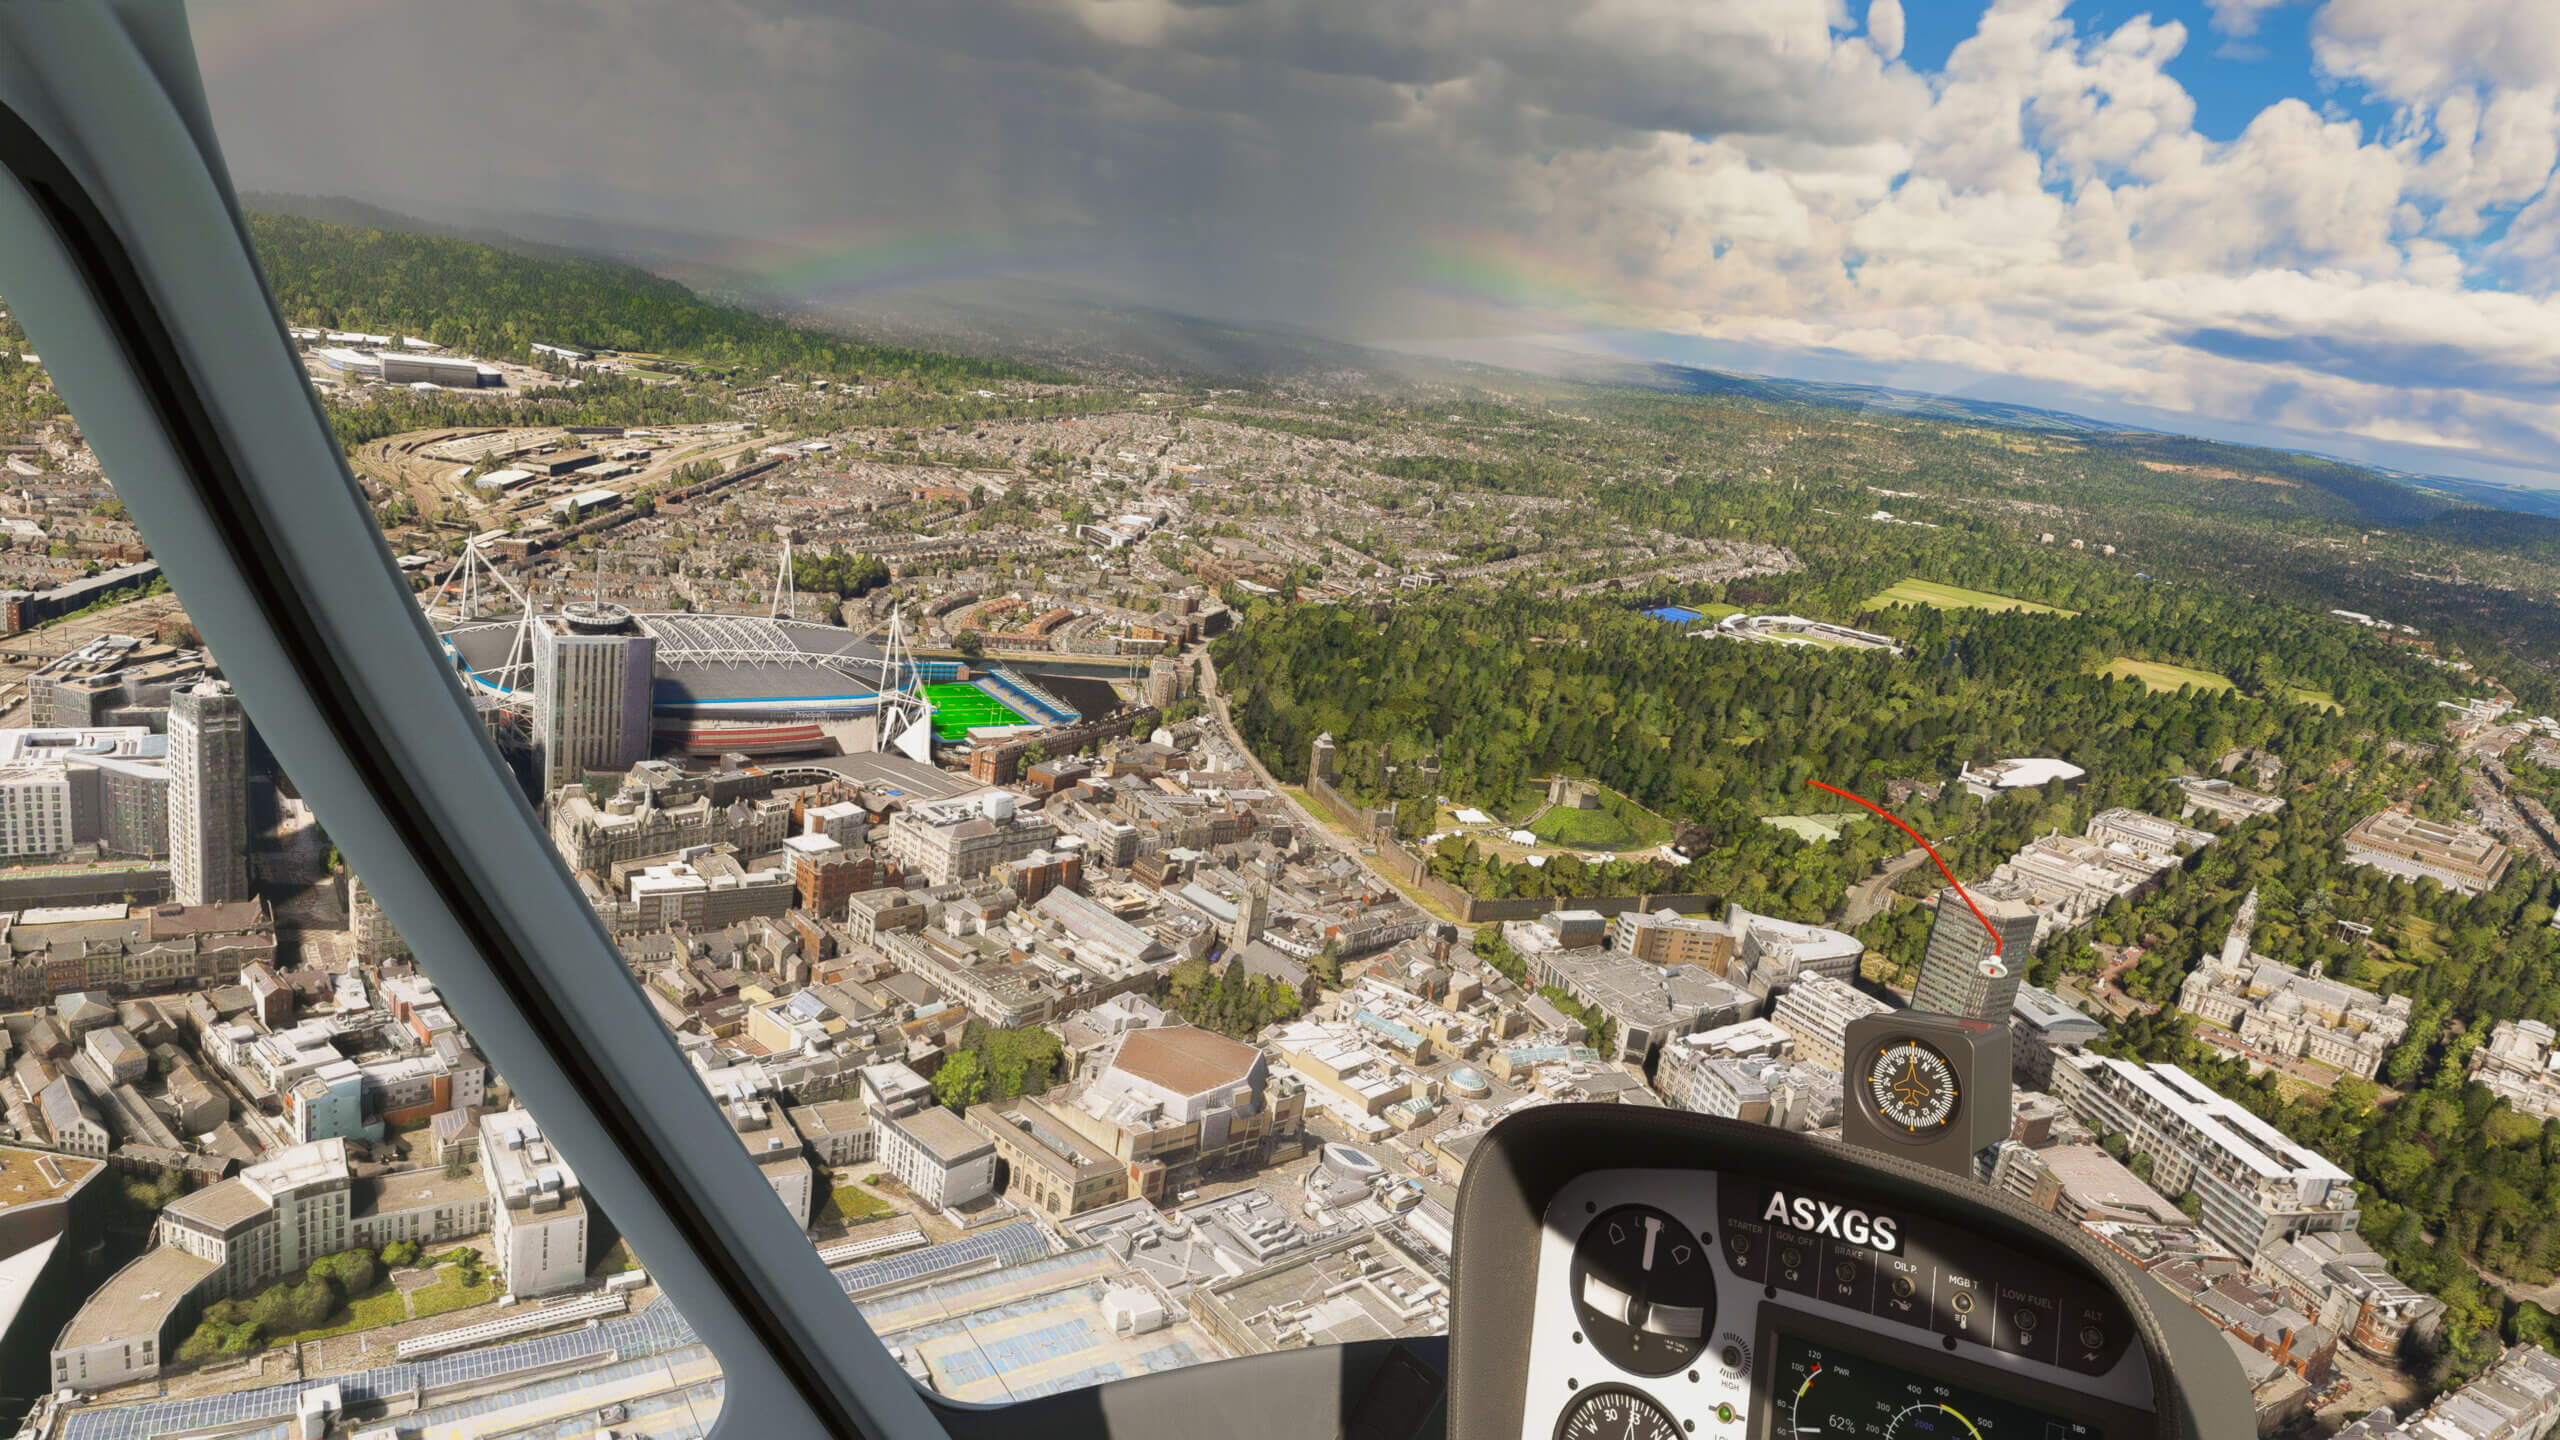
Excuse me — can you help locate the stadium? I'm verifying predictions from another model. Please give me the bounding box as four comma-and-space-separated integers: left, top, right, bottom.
435, 608, 1083, 758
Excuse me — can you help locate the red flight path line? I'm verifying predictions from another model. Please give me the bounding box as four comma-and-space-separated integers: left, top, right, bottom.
1805, 779, 2004, 959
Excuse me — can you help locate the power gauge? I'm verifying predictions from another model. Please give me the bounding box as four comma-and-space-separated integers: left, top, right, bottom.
1570, 1204, 1717, 1376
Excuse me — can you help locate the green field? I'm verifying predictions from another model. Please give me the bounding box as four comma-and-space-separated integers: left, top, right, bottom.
1527, 787, 1672, 850
271, 1283, 409, 1344
1762, 815, 1851, 843
2388, 916, 2446, 963
2286, 686, 2343, 712
1866, 578, 2075, 616
822, 1184, 895, 1226
2099, 658, 2235, 694
923, 682, 1029, 741
410, 1265, 499, 1319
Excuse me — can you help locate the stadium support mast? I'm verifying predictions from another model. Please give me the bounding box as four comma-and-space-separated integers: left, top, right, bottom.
427, 537, 540, 701
427, 534, 532, 628
873, 605, 934, 763
770, 530, 796, 620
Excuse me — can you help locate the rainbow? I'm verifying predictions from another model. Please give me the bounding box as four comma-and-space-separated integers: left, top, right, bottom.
1400, 227, 1662, 329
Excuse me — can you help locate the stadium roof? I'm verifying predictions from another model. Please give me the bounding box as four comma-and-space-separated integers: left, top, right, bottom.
442, 611, 891, 706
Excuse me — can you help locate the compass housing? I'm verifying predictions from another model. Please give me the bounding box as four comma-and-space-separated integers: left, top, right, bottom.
1842, 1012, 2013, 1174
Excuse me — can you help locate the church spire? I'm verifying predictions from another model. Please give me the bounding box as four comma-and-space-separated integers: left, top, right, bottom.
2221, 887, 2259, 969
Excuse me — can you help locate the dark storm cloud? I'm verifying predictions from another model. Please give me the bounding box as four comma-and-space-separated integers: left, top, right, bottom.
187, 0, 1921, 340
182, 0, 2560, 485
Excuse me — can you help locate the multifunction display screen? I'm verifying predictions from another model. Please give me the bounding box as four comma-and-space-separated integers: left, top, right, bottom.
1766, 1330, 2100, 1440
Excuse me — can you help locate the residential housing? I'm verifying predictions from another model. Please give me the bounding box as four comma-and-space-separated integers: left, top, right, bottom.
2056, 1054, 2358, 1258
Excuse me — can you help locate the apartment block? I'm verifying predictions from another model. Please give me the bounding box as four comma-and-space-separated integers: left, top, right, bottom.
2056, 1054, 2357, 1258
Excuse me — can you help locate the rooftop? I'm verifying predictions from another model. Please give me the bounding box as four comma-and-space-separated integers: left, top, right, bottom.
1201, 1231, 1447, 1351
160, 1176, 272, 1233
867, 1253, 1214, 1403
1109, 1026, 1261, 1098
356, 1161, 486, 1219
55, 1245, 218, 1348
891, 1105, 997, 1165
1964, 758, 2088, 789
0, 1143, 100, 1215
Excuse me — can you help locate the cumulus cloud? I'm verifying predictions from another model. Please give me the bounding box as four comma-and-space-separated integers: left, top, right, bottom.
190, 0, 2560, 484
1867, 0, 1905, 61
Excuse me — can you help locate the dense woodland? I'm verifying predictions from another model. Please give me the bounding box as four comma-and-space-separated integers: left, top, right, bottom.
243, 213, 1146, 452
1275, 379, 2560, 705
928, 1021, 1068, 1111
1216, 592, 2448, 909
248, 213, 1041, 386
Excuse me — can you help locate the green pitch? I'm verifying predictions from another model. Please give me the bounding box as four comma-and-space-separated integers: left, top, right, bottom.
923, 682, 1029, 741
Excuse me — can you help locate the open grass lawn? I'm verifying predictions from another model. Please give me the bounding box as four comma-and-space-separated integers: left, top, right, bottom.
1866, 577, 2075, 616
2099, 658, 2236, 694
2359, 954, 2417, 987
1528, 787, 1671, 850
2286, 686, 2343, 712
271, 1284, 409, 1345
1757, 630, 1864, 651
1762, 814, 1850, 843
822, 1184, 895, 1226
411, 1265, 499, 1319
2389, 916, 2447, 963
1690, 601, 1744, 622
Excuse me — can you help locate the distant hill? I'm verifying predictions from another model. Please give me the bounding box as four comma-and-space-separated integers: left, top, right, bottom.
1628, 360, 2152, 436
239, 204, 1048, 386
1594, 358, 2560, 538
242, 195, 2560, 530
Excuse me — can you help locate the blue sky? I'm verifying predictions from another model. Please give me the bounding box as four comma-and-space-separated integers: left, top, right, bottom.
1896, 2, 2354, 140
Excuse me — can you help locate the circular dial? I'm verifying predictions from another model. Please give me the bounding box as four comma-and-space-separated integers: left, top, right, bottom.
1555, 1385, 1682, 1440
1569, 1204, 1717, 1376
1866, 1039, 1960, 1138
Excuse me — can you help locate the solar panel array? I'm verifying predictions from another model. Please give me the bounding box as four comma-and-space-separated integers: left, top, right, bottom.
832, 1220, 1049, 1298
483, 1375, 725, 1440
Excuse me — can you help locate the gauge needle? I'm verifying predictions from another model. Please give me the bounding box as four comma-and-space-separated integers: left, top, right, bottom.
1642, 1215, 1661, 1271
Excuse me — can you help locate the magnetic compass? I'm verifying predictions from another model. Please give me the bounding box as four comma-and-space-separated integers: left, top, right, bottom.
1865, 1038, 1960, 1136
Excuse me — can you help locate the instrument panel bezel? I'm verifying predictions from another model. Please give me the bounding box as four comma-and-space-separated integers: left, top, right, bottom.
1448, 1104, 2250, 1440
1750, 1304, 2156, 1440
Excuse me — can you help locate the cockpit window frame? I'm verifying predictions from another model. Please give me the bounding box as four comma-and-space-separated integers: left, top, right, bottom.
0, 9, 953, 1439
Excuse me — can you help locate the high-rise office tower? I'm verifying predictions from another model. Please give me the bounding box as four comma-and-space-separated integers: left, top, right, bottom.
169, 679, 249, 906
531, 604, 655, 795
1911, 889, 2040, 1022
